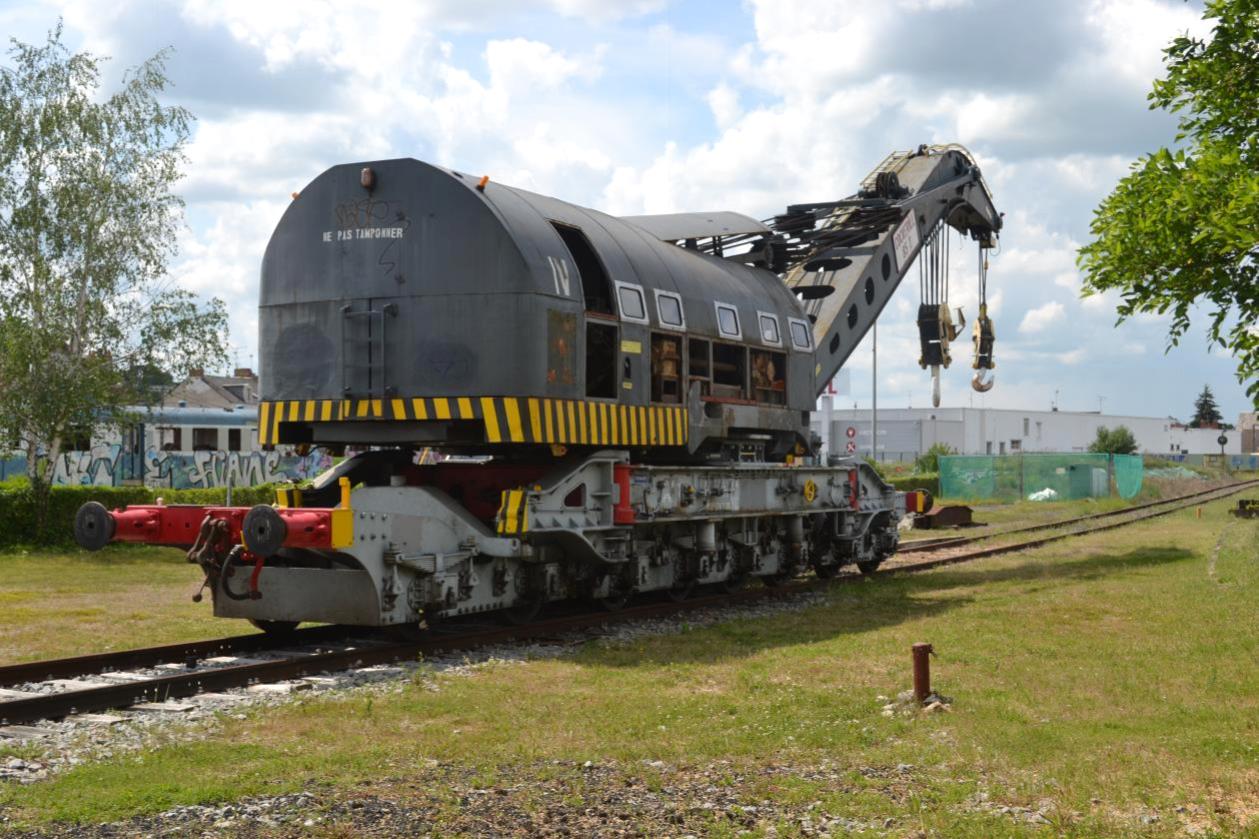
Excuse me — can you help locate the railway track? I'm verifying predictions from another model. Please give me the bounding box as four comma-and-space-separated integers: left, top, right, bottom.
1, 479, 1254, 731
898, 479, 1259, 554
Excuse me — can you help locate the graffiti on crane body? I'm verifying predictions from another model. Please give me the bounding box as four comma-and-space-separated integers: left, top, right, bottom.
0, 447, 334, 489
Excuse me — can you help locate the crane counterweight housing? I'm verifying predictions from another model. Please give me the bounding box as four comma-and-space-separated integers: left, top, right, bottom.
76, 145, 1002, 629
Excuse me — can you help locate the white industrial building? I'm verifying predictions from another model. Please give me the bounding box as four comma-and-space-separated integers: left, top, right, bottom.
814, 403, 1247, 461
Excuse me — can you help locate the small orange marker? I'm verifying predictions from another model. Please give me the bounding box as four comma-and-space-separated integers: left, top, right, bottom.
476, 175, 489, 191
291, 191, 300, 200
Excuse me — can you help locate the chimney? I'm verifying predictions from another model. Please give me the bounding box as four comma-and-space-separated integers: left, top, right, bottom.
233, 367, 255, 379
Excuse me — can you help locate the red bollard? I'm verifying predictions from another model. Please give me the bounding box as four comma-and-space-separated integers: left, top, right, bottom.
912, 642, 934, 704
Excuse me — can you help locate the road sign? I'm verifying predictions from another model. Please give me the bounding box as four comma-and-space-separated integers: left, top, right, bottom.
846, 426, 857, 439
845, 440, 857, 453
1218, 434, 1229, 446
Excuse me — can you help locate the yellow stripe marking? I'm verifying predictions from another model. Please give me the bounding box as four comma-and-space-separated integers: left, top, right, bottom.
504, 398, 524, 443
544, 399, 555, 443
412, 398, 427, 420
528, 398, 542, 442
649, 407, 657, 445
356, 400, 369, 418
610, 403, 619, 444
259, 403, 271, 445
340, 400, 350, 420
457, 397, 474, 419
639, 407, 648, 445
566, 402, 577, 444
272, 403, 282, 444
504, 491, 521, 534
287, 401, 299, 421
557, 400, 568, 443
303, 401, 315, 422
371, 399, 383, 417
321, 400, 333, 421
391, 398, 405, 419
599, 403, 608, 445
481, 397, 502, 442
434, 398, 451, 420
577, 399, 588, 444
628, 406, 638, 445
589, 402, 599, 445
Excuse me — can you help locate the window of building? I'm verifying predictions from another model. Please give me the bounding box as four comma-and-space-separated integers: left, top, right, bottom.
650, 334, 683, 404
1036, 421, 1042, 438
711, 342, 747, 399
192, 427, 218, 451
715, 303, 741, 339
758, 312, 782, 346
750, 349, 786, 405
551, 222, 614, 315
999, 441, 1006, 455
1023, 417, 1030, 436
655, 291, 685, 329
688, 338, 711, 397
228, 428, 242, 452
615, 282, 648, 323
985, 441, 993, 455
788, 318, 812, 351
586, 322, 618, 399
1010, 439, 1021, 452
162, 427, 182, 452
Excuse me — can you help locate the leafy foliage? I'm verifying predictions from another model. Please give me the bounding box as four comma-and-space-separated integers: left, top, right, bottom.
0, 25, 228, 531
914, 442, 956, 474
1078, 1, 1259, 407
0, 483, 278, 548
1190, 384, 1226, 427
1088, 425, 1139, 455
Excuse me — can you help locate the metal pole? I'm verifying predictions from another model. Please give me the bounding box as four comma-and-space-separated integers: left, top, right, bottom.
872, 322, 878, 461
912, 642, 933, 703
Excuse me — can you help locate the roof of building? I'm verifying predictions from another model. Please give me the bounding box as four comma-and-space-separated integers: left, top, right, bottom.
162, 369, 259, 410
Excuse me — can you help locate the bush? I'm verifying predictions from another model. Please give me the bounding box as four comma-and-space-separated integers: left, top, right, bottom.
0, 484, 280, 548
886, 473, 939, 498
914, 443, 957, 474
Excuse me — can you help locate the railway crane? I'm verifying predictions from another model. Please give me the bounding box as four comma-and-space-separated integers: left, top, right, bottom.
74, 144, 1002, 630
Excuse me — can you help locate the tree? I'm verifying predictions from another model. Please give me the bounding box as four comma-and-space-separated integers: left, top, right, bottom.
1190, 384, 1225, 427
1088, 425, 1139, 455
1078, 1, 1258, 407
0, 25, 227, 530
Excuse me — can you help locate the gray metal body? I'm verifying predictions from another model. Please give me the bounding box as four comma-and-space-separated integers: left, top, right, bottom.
258, 146, 1000, 458
216, 451, 904, 626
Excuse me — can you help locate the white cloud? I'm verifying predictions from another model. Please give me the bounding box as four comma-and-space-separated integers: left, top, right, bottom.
1020, 301, 1067, 334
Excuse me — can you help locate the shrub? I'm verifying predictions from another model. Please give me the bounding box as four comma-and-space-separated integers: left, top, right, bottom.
914, 443, 957, 474
0, 484, 280, 548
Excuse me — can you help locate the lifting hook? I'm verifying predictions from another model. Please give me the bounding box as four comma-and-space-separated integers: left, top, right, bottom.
971, 369, 994, 393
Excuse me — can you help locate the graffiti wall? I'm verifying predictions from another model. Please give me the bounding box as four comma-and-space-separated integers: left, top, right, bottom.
0, 447, 334, 489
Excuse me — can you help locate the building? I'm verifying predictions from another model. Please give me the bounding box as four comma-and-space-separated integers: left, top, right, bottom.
100, 368, 262, 455
813, 403, 1249, 461
1242, 412, 1258, 454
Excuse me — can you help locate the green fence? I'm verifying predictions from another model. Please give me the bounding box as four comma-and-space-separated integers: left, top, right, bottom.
939, 453, 1143, 501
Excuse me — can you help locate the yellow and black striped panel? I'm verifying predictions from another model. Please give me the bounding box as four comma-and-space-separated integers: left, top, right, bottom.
497, 488, 529, 535
259, 396, 690, 448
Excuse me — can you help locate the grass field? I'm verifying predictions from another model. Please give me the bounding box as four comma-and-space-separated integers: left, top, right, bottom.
0, 491, 1256, 836
0, 545, 230, 663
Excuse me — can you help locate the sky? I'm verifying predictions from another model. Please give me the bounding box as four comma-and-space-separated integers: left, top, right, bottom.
4, 0, 1250, 423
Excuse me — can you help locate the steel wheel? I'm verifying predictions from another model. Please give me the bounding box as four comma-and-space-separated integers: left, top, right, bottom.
248, 619, 299, 635
665, 579, 695, 602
